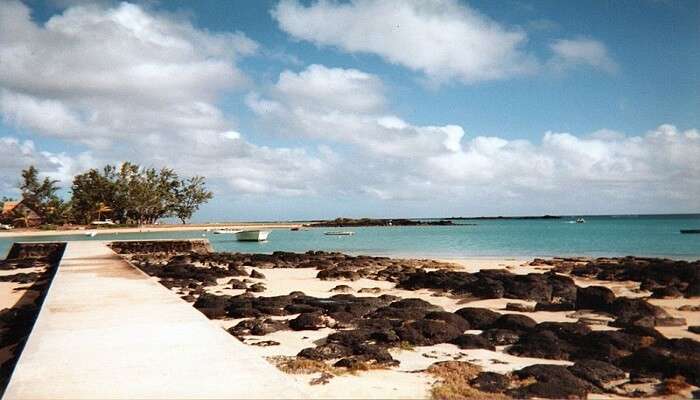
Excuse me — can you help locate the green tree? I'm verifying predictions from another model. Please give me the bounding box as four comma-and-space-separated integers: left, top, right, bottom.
126, 166, 180, 225
173, 176, 213, 224
70, 167, 119, 224
19, 166, 66, 224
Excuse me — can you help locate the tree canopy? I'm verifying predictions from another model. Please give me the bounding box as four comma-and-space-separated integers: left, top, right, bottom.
5, 163, 213, 227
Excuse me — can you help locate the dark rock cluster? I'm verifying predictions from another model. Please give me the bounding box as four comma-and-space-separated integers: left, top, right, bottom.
127, 250, 455, 288
4, 242, 66, 262
535, 256, 700, 298
108, 240, 211, 255
398, 269, 578, 306
445, 334, 695, 399
398, 268, 688, 329
309, 217, 453, 227
190, 287, 700, 392
123, 249, 699, 398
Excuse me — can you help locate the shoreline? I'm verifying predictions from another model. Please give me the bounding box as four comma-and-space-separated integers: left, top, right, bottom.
0, 222, 302, 238
1, 223, 698, 261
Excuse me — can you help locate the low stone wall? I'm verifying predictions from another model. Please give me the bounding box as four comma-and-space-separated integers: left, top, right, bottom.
109, 239, 212, 255
6, 242, 66, 262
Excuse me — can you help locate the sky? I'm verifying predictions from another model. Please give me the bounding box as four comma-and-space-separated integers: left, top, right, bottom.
0, 0, 698, 221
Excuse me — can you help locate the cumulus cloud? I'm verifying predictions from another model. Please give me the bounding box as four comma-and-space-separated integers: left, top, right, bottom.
0, 1, 330, 196
248, 64, 465, 157
0, 137, 97, 195
272, 1, 619, 83
0, 0, 253, 145
250, 64, 699, 210
549, 38, 618, 73
0, 1, 692, 216
272, 0, 538, 84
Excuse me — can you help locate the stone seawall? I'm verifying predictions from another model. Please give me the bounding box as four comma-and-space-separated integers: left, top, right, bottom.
109, 239, 212, 255
6, 242, 66, 262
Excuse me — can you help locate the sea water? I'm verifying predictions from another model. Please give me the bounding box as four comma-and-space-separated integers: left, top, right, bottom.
1, 214, 699, 260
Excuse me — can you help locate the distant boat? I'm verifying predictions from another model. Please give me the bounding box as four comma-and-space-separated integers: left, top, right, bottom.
213, 228, 242, 234
85, 231, 97, 237
235, 230, 270, 241
324, 231, 354, 236
290, 227, 300, 231
576, 218, 586, 224
680, 229, 700, 234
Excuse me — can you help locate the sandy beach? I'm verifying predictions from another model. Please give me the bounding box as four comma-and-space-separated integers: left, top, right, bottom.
0, 222, 303, 238
111, 245, 700, 399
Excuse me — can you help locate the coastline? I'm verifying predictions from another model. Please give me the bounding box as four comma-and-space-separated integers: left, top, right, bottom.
2, 215, 698, 261
0, 222, 302, 238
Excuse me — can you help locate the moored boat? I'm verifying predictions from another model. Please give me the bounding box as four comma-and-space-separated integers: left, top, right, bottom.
213, 228, 242, 234
235, 230, 270, 241
324, 231, 354, 236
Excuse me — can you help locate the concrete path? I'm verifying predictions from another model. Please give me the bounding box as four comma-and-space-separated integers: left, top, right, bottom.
4, 241, 307, 399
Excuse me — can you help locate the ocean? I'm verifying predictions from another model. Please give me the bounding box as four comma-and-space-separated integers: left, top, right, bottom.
1, 214, 699, 260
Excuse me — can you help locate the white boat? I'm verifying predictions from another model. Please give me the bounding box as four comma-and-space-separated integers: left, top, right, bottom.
84, 231, 97, 237
324, 231, 354, 236
235, 230, 270, 241
90, 219, 115, 226
213, 228, 242, 234
576, 218, 586, 224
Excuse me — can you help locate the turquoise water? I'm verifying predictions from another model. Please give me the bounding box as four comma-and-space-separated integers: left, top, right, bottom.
1, 214, 699, 260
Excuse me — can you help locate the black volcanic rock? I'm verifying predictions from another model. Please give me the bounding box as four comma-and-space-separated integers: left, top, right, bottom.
424, 311, 470, 332
396, 319, 462, 346
508, 364, 594, 399
249, 269, 266, 279
450, 334, 495, 350
568, 359, 625, 390
289, 312, 326, 331
490, 313, 537, 333
192, 293, 231, 318
470, 372, 510, 393
309, 217, 453, 227
454, 307, 501, 329
576, 285, 615, 311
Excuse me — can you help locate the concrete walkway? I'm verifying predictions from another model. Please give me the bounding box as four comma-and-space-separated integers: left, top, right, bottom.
4, 241, 307, 399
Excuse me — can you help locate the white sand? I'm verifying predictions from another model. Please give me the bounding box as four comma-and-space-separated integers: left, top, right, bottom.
0, 265, 47, 369
183, 260, 638, 399
146, 256, 700, 399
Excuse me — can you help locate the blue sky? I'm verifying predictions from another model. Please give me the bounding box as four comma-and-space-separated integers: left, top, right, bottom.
1, 0, 698, 220
169, 0, 699, 137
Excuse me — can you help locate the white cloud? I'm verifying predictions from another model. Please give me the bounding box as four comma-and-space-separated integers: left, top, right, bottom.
0, 1, 331, 196
0, 1, 255, 145
0, 2, 692, 216
273, 1, 619, 83
250, 64, 699, 210
0, 137, 96, 195
549, 38, 618, 73
272, 0, 539, 84
249, 64, 465, 157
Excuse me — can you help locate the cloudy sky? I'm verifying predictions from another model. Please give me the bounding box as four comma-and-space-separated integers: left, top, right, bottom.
1, 0, 698, 220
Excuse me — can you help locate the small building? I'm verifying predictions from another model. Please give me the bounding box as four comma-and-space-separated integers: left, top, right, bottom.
1, 200, 42, 227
